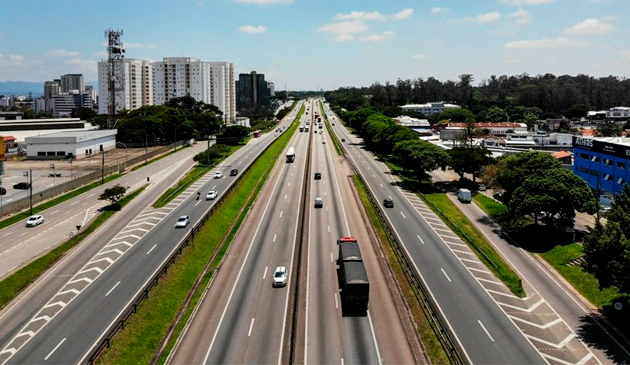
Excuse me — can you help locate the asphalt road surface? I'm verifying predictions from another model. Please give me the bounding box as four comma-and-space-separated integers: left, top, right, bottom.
0, 102, 302, 364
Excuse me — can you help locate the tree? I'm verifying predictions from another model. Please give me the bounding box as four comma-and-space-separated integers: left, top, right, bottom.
485, 106, 508, 123
565, 103, 589, 120
448, 145, 492, 182
511, 168, 597, 226
583, 221, 630, 294
99, 184, 127, 206
439, 108, 474, 123
598, 120, 622, 137
221, 125, 250, 142
392, 140, 450, 180
71, 106, 97, 121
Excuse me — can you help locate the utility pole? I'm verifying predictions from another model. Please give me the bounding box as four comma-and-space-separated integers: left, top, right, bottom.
28, 170, 33, 216
101, 145, 105, 185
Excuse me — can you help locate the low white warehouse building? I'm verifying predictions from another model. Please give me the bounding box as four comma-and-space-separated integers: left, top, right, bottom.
25, 130, 117, 160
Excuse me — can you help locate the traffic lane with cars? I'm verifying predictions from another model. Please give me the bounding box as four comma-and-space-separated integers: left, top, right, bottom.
325, 104, 544, 364
1, 106, 301, 364
168, 104, 307, 364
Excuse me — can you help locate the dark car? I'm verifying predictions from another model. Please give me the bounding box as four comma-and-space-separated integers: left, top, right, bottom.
341, 138, 345, 142
383, 198, 394, 208
230, 168, 239, 176
314, 172, 321, 180
13, 182, 31, 190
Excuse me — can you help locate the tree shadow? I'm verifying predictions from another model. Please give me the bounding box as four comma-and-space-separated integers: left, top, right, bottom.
576, 307, 630, 364
100, 203, 121, 212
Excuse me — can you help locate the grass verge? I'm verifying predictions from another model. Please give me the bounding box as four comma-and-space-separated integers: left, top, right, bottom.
131, 146, 188, 171
0, 173, 124, 231
152, 145, 241, 208
473, 193, 620, 308
97, 112, 301, 364
422, 193, 525, 297
352, 175, 448, 364
319, 100, 344, 156
0, 184, 146, 310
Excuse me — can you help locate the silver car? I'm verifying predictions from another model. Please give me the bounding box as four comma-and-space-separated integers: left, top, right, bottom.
26, 215, 44, 227
272, 266, 288, 287
175, 215, 190, 228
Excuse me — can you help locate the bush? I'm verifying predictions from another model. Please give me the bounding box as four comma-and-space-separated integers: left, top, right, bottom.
193, 144, 231, 166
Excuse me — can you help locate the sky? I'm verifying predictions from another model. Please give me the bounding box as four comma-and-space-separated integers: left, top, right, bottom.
0, 0, 628, 90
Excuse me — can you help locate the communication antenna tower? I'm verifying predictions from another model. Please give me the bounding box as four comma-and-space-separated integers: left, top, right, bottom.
105, 29, 125, 129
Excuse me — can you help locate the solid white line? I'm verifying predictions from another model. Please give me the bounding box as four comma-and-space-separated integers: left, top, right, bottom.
273, 233, 277, 242
248, 317, 255, 337
400, 211, 406, 219
417, 235, 425, 244
366, 312, 383, 365
441, 268, 452, 282
478, 320, 495, 342
44, 337, 66, 360
263, 266, 268, 280
105, 281, 120, 297
146, 244, 157, 255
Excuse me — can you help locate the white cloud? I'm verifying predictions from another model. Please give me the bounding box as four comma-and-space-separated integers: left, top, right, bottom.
64, 58, 96, 66
334, 11, 385, 21
412, 54, 428, 59
318, 20, 368, 35
236, 0, 292, 3
238, 24, 267, 33
599, 15, 618, 23
510, 9, 530, 24
392, 8, 414, 20
48, 49, 81, 57
9, 54, 24, 62
564, 18, 613, 35
430, 7, 449, 14
505, 37, 587, 49
476, 11, 501, 24
125, 42, 157, 49
93, 51, 108, 58
500, 0, 554, 5
360, 30, 395, 42
335, 34, 355, 42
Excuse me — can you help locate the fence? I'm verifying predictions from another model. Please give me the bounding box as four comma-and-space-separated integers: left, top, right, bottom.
0, 143, 181, 219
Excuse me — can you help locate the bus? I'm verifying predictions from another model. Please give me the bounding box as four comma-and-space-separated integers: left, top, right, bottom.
286, 147, 295, 163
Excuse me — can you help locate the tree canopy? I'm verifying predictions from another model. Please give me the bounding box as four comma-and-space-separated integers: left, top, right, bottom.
392, 139, 450, 180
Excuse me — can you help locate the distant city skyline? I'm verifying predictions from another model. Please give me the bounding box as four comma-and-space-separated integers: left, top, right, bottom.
0, 0, 628, 90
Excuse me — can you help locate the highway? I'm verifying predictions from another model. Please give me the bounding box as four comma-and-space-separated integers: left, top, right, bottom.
0, 102, 302, 364
323, 101, 553, 364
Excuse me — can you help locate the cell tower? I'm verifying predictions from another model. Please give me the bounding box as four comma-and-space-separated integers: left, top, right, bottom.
105, 29, 125, 129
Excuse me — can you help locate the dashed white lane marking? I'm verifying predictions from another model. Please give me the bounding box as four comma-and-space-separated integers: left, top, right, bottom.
285, 194, 287, 200
44, 337, 66, 361
195, 200, 201, 206
248, 318, 255, 337
279, 211, 283, 218
51, 210, 60, 215
288, 182, 291, 187
478, 320, 495, 342
330, 252, 334, 262
86, 193, 95, 198
400, 211, 406, 219
70, 201, 79, 206
417, 235, 425, 244
105, 281, 121, 297
263, 266, 268, 280
273, 234, 277, 242
20, 232, 27, 237
441, 268, 452, 282
335, 293, 339, 309
3, 232, 12, 237
146, 244, 157, 255
327, 225, 330, 233
379, 183, 383, 188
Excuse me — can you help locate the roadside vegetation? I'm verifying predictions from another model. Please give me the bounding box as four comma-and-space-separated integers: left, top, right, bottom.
0, 173, 123, 231
0, 184, 146, 310
351, 176, 448, 364
319, 100, 344, 156
97, 105, 302, 364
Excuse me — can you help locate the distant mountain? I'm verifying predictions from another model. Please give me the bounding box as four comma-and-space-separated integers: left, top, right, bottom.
0, 81, 44, 97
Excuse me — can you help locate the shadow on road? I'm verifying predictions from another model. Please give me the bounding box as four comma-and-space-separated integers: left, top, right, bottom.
576, 312, 630, 364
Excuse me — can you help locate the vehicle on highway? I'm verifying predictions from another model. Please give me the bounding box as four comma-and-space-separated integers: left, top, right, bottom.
13, 182, 31, 190
230, 168, 238, 176
206, 191, 217, 200
478, 183, 486, 191
341, 138, 345, 142
299, 126, 304, 132
314, 172, 321, 180
175, 215, 191, 228
214, 171, 223, 179
322, 139, 326, 144
383, 198, 394, 208
49, 172, 61, 177
314, 197, 323, 208
272, 266, 288, 287
286, 147, 295, 163
337, 237, 369, 312
332, 123, 335, 126
457, 188, 472, 203
25, 215, 44, 227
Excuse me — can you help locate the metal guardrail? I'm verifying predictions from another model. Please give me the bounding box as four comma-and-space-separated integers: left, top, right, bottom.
86, 115, 298, 364
327, 107, 465, 364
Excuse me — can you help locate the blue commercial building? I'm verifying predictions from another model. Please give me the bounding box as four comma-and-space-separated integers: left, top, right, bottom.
573, 136, 630, 195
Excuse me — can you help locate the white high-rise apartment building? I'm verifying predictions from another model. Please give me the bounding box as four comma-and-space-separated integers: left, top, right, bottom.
97, 58, 153, 114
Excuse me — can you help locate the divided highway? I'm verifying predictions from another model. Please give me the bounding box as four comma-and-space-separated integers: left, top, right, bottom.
0, 102, 303, 364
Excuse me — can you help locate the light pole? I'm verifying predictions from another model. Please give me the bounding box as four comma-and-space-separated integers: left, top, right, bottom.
116, 142, 128, 170
100, 145, 105, 185
23, 170, 32, 216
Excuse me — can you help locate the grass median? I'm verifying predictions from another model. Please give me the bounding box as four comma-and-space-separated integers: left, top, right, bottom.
352, 175, 448, 364
473, 193, 620, 308
319, 100, 344, 156
422, 193, 525, 297
0, 184, 146, 311
131, 146, 188, 171
0, 173, 124, 231
97, 110, 302, 364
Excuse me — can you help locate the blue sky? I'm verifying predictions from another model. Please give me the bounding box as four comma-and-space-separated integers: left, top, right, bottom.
0, 0, 628, 90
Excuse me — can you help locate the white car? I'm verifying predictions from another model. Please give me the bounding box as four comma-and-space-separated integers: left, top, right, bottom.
25, 215, 44, 227
214, 171, 223, 179
272, 266, 288, 287
322, 139, 326, 144
206, 190, 217, 200
175, 215, 190, 228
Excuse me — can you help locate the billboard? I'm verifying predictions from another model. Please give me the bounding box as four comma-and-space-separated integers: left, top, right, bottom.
573, 136, 630, 160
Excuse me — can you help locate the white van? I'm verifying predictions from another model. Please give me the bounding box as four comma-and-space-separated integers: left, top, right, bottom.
457, 188, 472, 203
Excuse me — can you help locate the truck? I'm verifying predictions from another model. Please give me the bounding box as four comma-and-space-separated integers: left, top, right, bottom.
305, 125, 309, 132
286, 147, 295, 163
337, 237, 369, 312
457, 188, 472, 203
299, 126, 304, 132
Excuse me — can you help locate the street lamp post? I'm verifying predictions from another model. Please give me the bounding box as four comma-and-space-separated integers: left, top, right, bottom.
23, 170, 32, 216
100, 145, 105, 185
116, 142, 128, 170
